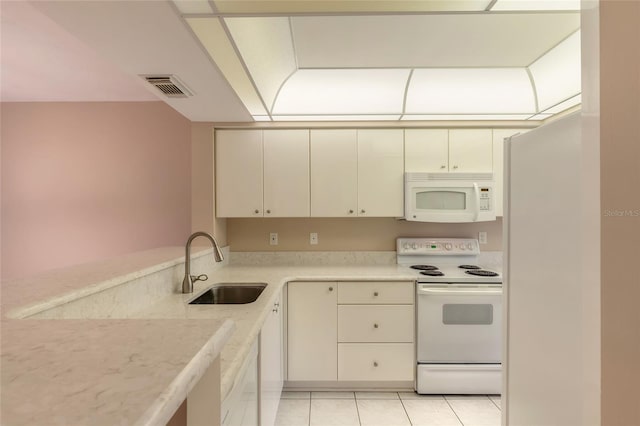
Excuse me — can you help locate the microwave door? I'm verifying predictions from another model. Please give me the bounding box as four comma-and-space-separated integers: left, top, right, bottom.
410, 188, 475, 222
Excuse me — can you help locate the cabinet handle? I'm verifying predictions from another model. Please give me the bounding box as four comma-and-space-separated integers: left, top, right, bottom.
441, 165, 446, 169
453, 165, 459, 169
360, 209, 366, 214
373, 323, 379, 329
266, 209, 271, 214
273, 307, 279, 313
274, 302, 280, 308
373, 292, 379, 297
348, 209, 354, 214
329, 286, 334, 292
254, 209, 260, 214
373, 361, 379, 367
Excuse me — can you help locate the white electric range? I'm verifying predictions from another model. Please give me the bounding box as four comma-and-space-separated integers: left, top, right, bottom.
397, 238, 502, 395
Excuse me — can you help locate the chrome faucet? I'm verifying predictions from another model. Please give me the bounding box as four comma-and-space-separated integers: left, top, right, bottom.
182, 231, 224, 293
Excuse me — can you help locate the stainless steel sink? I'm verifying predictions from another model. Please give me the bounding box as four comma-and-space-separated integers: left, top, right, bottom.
188, 283, 267, 305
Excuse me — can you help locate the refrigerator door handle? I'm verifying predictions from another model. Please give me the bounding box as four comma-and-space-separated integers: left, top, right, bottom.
473, 182, 481, 221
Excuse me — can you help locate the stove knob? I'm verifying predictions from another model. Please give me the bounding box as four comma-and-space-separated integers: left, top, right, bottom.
467, 243, 474, 250
412, 243, 418, 249
459, 244, 466, 250
445, 243, 452, 250
403, 243, 410, 250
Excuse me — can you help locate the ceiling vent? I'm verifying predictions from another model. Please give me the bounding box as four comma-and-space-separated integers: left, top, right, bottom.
143, 75, 193, 98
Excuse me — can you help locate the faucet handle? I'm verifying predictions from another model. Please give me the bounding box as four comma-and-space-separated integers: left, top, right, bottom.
191, 274, 208, 283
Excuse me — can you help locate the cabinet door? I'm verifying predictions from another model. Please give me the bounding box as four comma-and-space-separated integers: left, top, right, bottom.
287, 282, 338, 381
404, 129, 449, 172
263, 130, 310, 217
216, 130, 263, 217
449, 129, 493, 173
310, 130, 357, 217
357, 129, 404, 217
492, 129, 529, 217
338, 343, 414, 381
260, 292, 283, 426
337, 305, 414, 343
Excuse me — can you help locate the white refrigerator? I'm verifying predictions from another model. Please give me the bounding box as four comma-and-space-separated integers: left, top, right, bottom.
503, 112, 599, 426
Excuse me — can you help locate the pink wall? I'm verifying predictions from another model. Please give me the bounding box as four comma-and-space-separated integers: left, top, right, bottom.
1, 101, 191, 281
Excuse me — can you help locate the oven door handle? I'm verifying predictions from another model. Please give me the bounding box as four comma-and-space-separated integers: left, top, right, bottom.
418, 286, 502, 296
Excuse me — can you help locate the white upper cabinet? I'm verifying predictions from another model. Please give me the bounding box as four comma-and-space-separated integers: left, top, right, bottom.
263, 130, 310, 217
448, 129, 493, 172
310, 129, 358, 217
357, 129, 404, 217
404, 129, 449, 172
216, 129, 311, 218
216, 130, 263, 217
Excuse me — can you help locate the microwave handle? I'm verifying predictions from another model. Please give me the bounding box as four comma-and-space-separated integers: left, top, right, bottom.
473, 183, 480, 221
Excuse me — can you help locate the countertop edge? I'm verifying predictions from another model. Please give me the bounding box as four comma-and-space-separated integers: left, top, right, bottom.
135, 318, 236, 426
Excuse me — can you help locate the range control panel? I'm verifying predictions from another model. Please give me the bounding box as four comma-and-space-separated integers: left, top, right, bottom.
397, 238, 480, 256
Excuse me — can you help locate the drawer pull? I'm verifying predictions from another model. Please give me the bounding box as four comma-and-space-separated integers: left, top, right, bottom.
329, 286, 334, 292
373, 361, 379, 367
373, 323, 379, 329
373, 292, 379, 297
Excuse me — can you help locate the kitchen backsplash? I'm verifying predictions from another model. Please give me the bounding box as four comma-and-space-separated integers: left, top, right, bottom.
230, 251, 397, 266
227, 217, 503, 252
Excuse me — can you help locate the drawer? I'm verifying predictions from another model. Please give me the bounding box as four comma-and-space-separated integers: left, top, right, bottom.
338, 305, 414, 343
338, 343, 414, 381
338, 281, 414, 305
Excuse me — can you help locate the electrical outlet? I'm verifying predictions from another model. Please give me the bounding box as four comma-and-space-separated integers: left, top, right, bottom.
479, 232, 488, 244
310, 232, 318, 245
269, 233, 278, 246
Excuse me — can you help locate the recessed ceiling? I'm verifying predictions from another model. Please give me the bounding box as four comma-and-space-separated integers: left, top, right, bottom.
291, 14, 580, 68
183, 6, 581, 122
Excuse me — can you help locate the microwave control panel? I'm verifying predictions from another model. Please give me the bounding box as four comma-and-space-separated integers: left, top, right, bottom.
479, 187, 492, 211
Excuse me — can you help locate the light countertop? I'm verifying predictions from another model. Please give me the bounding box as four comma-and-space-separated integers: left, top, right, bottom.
0, 247, 473, 425
131, 264, 420, 399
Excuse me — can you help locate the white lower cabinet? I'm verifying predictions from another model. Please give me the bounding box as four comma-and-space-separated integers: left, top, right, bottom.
338, 343, 414, 381
287, 282, 338, 381
222, 340, 258, 426
259, 292, 284, 426
287, 281, 414, 386
337, 305, 414, 343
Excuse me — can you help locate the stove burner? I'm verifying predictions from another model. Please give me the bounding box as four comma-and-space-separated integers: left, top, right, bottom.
458, 265, 481, 270
411, 265, 439, 271
465, 270, 499, 277
420, 270, 445, 276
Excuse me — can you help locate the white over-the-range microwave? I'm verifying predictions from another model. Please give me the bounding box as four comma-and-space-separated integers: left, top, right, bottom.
404, 172, 496, 223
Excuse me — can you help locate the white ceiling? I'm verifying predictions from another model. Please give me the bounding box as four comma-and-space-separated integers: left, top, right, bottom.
0, 2, 158, 102
1, 0, 582, 123
291, 14, 580, 68
3, 1, 252, 122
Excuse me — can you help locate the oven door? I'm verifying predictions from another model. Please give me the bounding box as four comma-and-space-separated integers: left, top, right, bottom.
417, 284, 502, 363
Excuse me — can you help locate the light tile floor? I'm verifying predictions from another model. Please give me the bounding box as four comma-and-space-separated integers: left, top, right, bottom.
276, 391, 501, 426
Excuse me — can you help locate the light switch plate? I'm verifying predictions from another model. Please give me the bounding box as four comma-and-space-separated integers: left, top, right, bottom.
310, 232, 318, 245
270, 233, 278, 246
